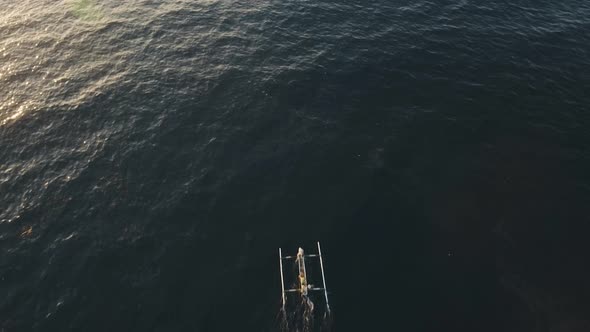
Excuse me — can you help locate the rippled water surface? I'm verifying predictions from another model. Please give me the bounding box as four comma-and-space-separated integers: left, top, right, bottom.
1, 1, 590, 331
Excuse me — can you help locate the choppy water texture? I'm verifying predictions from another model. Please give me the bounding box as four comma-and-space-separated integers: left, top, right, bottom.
1, 0, 590, 331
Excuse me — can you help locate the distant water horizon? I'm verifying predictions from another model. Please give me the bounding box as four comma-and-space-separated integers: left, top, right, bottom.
1, 1, 590, 331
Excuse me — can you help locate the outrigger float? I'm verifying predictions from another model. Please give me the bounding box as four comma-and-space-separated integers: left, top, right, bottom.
278, 242, 330, 313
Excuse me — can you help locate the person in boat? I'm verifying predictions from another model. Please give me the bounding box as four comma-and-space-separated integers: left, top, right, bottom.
299, 272, 307, 293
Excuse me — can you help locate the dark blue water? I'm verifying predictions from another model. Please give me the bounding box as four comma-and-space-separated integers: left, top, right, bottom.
1, 0, 590, 331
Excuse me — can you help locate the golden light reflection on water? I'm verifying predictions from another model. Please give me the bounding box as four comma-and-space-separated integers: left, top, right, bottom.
0, 0, 233, 127
0, 56, 47, 126
0, 1, 109, 127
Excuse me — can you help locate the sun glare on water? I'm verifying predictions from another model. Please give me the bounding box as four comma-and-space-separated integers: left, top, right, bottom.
0, 1, 110, 127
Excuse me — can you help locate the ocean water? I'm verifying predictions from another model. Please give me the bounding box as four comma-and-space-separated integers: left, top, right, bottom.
1, 0, 590, 331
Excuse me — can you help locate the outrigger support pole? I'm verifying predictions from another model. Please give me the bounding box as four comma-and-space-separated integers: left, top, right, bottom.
279, 247, 286, 310
317, 242, 330, 313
